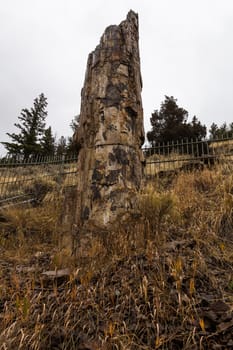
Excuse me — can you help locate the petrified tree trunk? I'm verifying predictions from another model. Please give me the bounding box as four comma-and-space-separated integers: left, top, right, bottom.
74, 10, 144, 229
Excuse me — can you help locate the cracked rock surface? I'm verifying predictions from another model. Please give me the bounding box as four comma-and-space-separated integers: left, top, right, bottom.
74, 11, 145, 229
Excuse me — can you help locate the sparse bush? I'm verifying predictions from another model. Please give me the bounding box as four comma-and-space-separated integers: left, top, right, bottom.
24, 175, 57, 204
139, 184, 178, 237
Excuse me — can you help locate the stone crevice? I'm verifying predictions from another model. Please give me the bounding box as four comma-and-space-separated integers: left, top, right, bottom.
75, 10, 144, 229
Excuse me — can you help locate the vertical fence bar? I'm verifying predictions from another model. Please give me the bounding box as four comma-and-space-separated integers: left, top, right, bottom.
0, 158, 4, 199
167, 141, 169, 171
227, 136, 230, 159
150, 143, 153, 177
181, 138, 184, 158
191, 138, 194, 160
5, 156, 11, 198
171, 140, 174, 171
201, 139, 204, 164
162, 141, 165, 173
4, 157, 8, 198
0, 158, 3, 199
196, 138, 199, 164
185, 138, 188, 156
176, 139, 179, 170
206, 139, 210, 167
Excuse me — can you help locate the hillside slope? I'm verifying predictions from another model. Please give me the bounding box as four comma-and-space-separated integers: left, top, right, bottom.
0, 165, 233, 349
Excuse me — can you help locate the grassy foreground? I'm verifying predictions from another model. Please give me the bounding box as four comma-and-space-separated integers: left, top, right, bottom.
0, 164, 233, 349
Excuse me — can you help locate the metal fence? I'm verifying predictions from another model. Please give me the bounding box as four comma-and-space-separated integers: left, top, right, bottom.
143, 137, 233, 177
0, 136, 233, 206
0, 155, 78, 207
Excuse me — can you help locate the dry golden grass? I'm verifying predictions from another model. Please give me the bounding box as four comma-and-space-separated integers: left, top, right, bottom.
1, 163, 233, 349
210, 139, 233, 151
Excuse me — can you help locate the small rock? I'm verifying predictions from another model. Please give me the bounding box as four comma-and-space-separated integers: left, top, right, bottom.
16, 266, 36, 273
211, 300, 230, 313
217, 319, 233, 332
34, 251, 43, 258
41, 268, 70, 279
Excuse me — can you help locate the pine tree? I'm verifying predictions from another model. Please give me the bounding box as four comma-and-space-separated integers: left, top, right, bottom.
188, 116, 207, 140
66, 115, 80, 156
147, 96, 206, 146
209, 122, 233, 139
56, 136, 67, 157
70, 115, 80, 133
2, 93, 48, 159
209, 123, 219, 139
40, 126, 55, 156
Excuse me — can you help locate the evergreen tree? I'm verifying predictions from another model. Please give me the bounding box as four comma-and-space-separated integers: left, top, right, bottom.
55, 116, 80, 158
66, 115, 80, 156
187, 116, 207, 140
2, 93, 48, 159
209, 123, 219, 139
56, 136, 67, 157
40, 126, 55, 156
70, 114, 80, 133
66, 136, 80, 156
147, 96, 206, 146
209, 122, 233, 139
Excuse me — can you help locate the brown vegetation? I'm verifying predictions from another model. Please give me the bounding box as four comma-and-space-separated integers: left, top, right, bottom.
0, 163, 233, 349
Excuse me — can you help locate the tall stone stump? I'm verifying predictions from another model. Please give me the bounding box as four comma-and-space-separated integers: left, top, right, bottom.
74, 10, 145, 230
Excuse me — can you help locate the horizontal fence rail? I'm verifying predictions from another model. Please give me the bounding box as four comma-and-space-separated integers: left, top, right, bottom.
0, 136, 233, 206
143, 137, 233, 176
0, 155, 78, 207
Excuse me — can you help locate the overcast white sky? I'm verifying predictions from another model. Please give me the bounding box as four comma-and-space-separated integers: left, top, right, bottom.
1, 0, 233, 155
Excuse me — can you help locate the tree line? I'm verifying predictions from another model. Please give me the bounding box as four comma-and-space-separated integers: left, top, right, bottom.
147, 95, 233, 146
1, 93, 79, 160
2, 93, 232, 159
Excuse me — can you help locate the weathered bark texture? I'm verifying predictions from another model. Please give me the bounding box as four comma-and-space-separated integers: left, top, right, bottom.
75, 10, 144, 229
